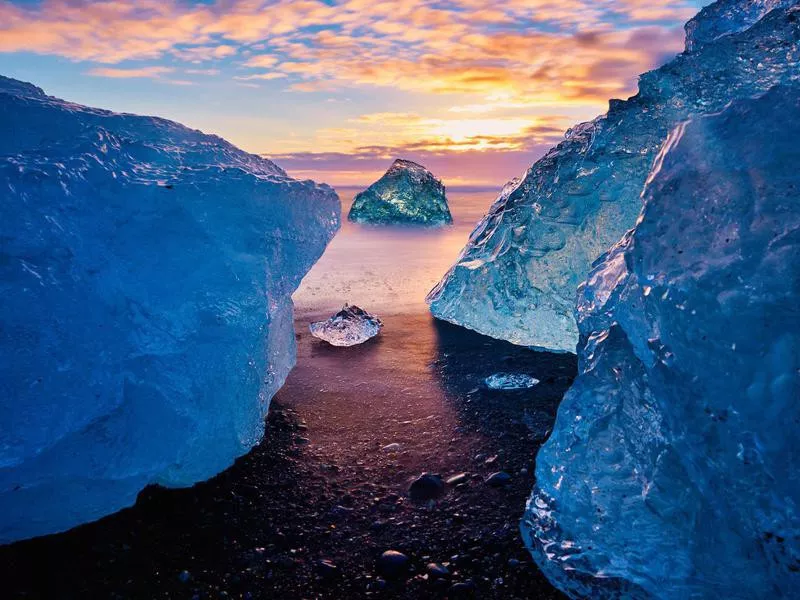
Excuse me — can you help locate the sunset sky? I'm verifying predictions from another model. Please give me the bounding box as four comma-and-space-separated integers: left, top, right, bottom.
0, 0, 707, 187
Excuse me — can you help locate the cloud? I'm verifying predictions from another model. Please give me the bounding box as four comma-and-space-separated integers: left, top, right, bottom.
270, 146, 553, 189
86, 66, 175, 79
185, 68, 221, 76
86, 65, 200, 85
0, 0, 696, 106
268, 110, 570, 157
244, 54, 279, 68
1, 0, 700, 163
234, 72, 287, 81
171, 44, 237, 62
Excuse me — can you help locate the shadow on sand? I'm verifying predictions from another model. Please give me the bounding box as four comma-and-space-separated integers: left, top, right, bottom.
431, 318, 577, 441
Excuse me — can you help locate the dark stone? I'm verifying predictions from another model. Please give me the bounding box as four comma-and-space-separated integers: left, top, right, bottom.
409, 473, 445, 502
378, 550, 410, 578
316, 559, 338, 578
426, 562, 450, 579
372, 578, 387, 590
448, 580, 476, 597
485, 471, 512, 487
275, 556, 297, 569
328, 505, 354, 519
445, 473, 469, 486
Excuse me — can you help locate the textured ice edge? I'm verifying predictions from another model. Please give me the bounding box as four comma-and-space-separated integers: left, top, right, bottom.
349, 159, 453, 226
524, 84, 800, 599
0, 76, 340, 543
427, 0, 799, 352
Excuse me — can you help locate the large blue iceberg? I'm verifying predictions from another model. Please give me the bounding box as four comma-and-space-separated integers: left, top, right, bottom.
0, 76, 340, 543
427, 0, 800, 352
523, 85, 800, 598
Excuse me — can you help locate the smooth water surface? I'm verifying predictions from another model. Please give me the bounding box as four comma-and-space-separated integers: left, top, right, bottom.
293, 190, 496, 317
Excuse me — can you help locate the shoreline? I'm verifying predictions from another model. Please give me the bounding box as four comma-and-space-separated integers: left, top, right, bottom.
1, 312, 574, 599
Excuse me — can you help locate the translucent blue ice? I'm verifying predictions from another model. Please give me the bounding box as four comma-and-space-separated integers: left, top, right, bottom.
684, 0, 797, 51
427, 0, 800, 352
0, 76, 340, 543
348, 159, 452, 226
523, 85, 800, 599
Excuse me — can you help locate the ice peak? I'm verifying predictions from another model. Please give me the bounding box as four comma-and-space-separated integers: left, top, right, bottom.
684, 0, 797, 52
387, 158, 433, 177
526, 83, 800, 599
0, 75, 46, 99
0, 75, 288, 179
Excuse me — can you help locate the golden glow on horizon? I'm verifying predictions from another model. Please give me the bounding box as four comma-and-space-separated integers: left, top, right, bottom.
266, 111, 581, 156
429, 118, 553, 149
0, 0, 702, 180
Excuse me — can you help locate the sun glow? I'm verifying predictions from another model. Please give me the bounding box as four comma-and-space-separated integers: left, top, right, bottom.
0, 0, 705, 185
429, 118, 550, 148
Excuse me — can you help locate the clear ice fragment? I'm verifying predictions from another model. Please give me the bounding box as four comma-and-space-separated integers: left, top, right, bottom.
484, 373, 540, 390
309, 304, 383, 346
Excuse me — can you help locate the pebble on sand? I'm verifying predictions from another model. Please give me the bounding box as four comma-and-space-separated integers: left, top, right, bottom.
409, 473, 445, 502
378, 550, 410, 578
485, 472, 512, 487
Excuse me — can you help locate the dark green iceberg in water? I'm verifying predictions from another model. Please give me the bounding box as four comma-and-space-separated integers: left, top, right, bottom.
348, 159, 452, 226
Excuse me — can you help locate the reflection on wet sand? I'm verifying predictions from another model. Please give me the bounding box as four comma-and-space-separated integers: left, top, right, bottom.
293, 190, 497, 318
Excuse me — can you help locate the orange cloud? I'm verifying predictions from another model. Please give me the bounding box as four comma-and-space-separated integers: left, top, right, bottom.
0, 1, 694, 72
235, 72, 288, 81
86, 65, 175, 78
0, 0, 698, 157
285, 111, 570, 155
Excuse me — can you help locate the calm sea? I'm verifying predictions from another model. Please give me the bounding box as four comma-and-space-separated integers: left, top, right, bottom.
293, 189, 498, 318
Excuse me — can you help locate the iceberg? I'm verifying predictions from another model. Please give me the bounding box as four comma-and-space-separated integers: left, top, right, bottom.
522, 85, 800, 599
427, 0, 800, 352
309, 304, 383, 347
348, 159, 452, 226
0, 76, 340, 543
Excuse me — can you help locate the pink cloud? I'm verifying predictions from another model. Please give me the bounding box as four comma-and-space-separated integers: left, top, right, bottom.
0, 0, 698, 159
86, 65, 175, 78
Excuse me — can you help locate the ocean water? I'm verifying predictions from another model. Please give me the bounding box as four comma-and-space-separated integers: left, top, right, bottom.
293, 189, 496, 318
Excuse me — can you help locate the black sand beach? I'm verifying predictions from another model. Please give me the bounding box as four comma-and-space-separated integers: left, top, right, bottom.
1, 314, 575, 599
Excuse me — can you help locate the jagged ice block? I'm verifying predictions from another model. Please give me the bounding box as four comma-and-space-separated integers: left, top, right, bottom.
427, 0, 800, 352
348, 159, 452, 226
523, 84, 800, 599
0, 76, 340, 543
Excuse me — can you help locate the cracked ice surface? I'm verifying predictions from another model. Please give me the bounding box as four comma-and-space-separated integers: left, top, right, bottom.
427, 0, 800, 352
523, 85, 800, 599
348, 159, 452, 227
0, 76, 340, 543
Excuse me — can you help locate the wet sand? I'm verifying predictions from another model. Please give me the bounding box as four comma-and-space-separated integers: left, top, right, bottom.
0, 313, 574, 599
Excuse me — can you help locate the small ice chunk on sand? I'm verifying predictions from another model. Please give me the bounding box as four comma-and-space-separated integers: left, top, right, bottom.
309, 304, 383, 347
484, 373, 540, 390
